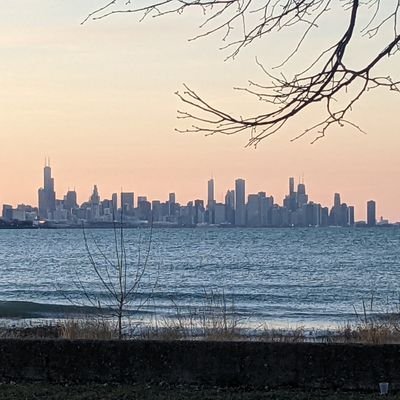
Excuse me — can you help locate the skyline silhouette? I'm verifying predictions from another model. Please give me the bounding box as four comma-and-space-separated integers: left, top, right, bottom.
1, 162, 397, 225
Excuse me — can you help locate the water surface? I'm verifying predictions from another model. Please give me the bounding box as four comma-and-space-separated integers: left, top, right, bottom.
0, 227, 399, 328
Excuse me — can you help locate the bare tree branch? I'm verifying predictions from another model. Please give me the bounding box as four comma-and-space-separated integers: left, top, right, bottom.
61, 216, 158, 339
83, 0, 400, 144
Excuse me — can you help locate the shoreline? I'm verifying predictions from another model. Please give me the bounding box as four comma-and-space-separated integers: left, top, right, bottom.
0, 299, 356, 334
0, 313, 394, 345
1, 222, 399, 229
0, 299, 390, 343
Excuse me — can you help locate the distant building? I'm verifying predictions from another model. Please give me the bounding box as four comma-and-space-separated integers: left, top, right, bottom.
38, 159, 56, 219
329, 193, 353, 227
235, 179, 246, 226
168, 193, 176, 216
214, 203, 226, 225
334, 193, 341, 208
2, 204, 12, 221
224, 190, 235, 225
367, 200, 376, 226
179, 202, 194, 226
247, 194, 260, 227
289, 177, 295, 196
137, 196, 147, 204
349, 206, 355, 226
152, 200, 162, 222
296, 181, 308, 208
194, 199, 205, 225
101, 199, 113, 221
340, 203, 349, 226
137, 199, 151, 221
259, 194, 273, 226
378, 216, 389, 225
121, 192, 134, 213
271, 205, 283, 227
12, 209, 26, 221
64, 190, 78, 211
284, 177, 297, 212
89, 185, 101, 221
321, 207, 329, 227
305, 202, 322, 227
112, 193, 118, 217
207, 178, 215, 209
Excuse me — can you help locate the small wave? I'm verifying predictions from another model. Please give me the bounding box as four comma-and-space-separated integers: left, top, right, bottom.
0, 300, 104, 319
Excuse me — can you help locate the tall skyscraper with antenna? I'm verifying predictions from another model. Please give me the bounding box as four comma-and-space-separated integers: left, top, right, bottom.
207, 178, 215, 224
38, 158, 56, 219
207, 178, 215, 208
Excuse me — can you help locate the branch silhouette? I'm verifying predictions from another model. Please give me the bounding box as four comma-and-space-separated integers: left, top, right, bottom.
83, 0, 400, 145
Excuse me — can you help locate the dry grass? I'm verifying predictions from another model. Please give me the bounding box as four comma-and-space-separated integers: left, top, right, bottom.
0, 324, 61, 339
340, 298, 400, 344
137, 318, 243, 341
257, 325, 306, 343
60, 318, 117, 340
355, 325, 396, 344
331, 322, 400, 344
3, 319, 400, 344
138, 323, 187, 341
137, 291, 244, 341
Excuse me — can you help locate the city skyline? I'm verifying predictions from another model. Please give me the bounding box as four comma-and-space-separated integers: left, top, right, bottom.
1, 161, 397, 226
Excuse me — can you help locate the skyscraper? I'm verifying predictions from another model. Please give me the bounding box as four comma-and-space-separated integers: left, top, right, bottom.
207, 178, 215, 224
334, 193, 341, 208
89, 185, 101, 221
367, 200, 376, 226
296, 181, 308, 208
330, 193, 342, 226
112, 193, 118, 218
289, 177, 294, 196
90, 185, 100, 205
38, 159, 56, 219
169, 193, 176, 204
64, 190, 78, 210
121, 192, 134, 212
284, 177, 297, 212
224, 190, 235, 225
235, 179, 246, 226
194, 199, 205, 224
168, 193, 176, 216
207, 178, 215, 208
247, 194, 260, 227
349, 206, 355, 226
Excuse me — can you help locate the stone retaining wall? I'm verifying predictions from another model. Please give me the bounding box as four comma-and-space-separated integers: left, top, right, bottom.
0, 340, 399, 390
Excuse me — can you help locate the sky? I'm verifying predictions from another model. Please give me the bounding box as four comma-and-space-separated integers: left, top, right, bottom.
0, 1, 399, 221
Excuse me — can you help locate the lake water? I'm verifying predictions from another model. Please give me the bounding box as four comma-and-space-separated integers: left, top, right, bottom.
0, 227, 399, 329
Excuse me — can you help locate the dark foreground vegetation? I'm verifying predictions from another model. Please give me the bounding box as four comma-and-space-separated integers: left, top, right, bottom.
0, 384, 395, 400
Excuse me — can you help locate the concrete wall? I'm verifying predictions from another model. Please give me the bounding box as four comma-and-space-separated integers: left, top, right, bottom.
0, 340, 399, 390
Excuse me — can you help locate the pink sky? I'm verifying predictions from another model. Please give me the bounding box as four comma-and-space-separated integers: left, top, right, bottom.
0, 1, 399, 221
